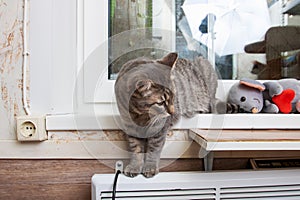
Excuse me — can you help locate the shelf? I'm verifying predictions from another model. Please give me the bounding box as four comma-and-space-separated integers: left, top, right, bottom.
189, 129, 300, 171
283, 0, 300, 15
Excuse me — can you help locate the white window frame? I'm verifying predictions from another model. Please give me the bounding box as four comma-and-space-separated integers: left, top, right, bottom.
29, 0, 300, 131
80, 0, 113, 103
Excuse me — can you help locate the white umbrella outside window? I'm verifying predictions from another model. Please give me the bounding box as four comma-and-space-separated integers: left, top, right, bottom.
181, 0, 271, 57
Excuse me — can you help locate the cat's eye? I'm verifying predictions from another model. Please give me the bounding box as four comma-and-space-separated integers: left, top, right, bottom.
164, 93, 169, 101
157, 101, 165, 106
240, 96, 246, 102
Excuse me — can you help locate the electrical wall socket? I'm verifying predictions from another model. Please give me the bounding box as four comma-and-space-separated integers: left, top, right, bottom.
17, 115, 47, 141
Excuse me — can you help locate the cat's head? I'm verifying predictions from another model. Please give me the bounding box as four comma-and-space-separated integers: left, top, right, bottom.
127, 53, 178, 126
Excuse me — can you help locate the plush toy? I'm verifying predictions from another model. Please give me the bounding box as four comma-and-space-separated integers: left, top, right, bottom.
227, 78, 300, 114
227, 78, 276, 113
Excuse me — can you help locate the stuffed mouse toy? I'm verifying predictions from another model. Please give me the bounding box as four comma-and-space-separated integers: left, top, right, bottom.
227, 78, 300, 114
227, 78, 278, 113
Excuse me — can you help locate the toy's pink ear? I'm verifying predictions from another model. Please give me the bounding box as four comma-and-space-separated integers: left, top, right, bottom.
272, 89, 295, 114
240, 78, 265, 91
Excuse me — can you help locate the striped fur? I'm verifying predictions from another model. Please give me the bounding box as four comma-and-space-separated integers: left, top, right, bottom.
225, 103, 240, 113
171, 56, 218, 117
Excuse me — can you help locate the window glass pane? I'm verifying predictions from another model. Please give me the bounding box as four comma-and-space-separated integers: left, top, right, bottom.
108, 0, 300, 80
109, 0, 171, 80
175, 0, 233, 79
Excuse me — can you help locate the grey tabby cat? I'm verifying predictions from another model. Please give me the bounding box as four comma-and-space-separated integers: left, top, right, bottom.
115, 52, 218, 178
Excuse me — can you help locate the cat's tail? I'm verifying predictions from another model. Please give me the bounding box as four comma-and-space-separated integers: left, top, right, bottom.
215, 100, 240, 114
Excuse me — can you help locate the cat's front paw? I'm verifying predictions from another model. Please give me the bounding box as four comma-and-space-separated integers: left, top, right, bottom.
142, 163, 159, 178
124, 164, 142, 178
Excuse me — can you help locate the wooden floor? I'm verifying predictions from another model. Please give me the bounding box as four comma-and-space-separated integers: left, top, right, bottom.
0, 159, 249, 200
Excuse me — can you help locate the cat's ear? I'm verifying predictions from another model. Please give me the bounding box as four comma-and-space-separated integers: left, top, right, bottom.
157, 52, 178, 68
136, 79, 153, 96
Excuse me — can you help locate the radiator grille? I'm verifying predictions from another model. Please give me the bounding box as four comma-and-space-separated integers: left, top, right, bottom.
92, 170, 300, 200
220, 184, 300, 199
101, 188, 216, 199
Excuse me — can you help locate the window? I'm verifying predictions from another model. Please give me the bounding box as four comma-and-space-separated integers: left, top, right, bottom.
83, 0, 292, 103
30, 0, 300, 130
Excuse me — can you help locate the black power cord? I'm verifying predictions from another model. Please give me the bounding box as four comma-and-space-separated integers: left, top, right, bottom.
112, 170, 121, 200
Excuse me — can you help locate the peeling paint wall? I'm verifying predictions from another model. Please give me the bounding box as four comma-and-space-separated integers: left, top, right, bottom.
0, 0, 25, 139
48, 130, 190, 142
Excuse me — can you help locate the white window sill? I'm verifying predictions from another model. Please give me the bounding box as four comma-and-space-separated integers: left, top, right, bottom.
46, 113, 300, 131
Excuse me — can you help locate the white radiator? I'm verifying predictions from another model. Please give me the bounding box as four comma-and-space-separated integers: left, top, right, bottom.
92, 169, 300, 200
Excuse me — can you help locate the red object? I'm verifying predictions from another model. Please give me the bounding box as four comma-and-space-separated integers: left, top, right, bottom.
272, 89, 295, 114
